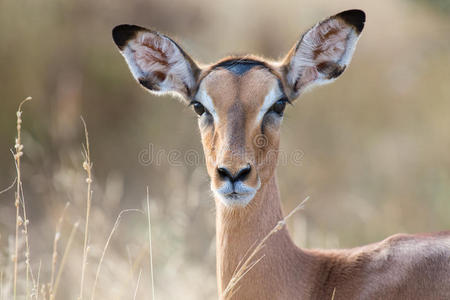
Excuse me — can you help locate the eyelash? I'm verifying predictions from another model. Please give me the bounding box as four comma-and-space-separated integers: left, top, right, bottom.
189, 97, 291, 118
267, 98, 291, 117
189, 101, 209, 116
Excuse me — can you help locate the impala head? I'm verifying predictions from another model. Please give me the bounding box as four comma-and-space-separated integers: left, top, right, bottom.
113, 9, 365, 207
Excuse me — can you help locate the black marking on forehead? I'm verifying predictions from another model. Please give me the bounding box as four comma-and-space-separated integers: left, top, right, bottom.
213, 58, 268, 76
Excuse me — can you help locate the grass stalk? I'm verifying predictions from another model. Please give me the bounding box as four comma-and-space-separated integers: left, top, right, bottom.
53, 221, 79, 299
90, 209, 142, 300
19, 163, 35, 300
35, 260, 41, 300
222, 196, 310, 299
49, 202, 69, 299
1, 271, 3, 300
12, 96, 32, 300
0, 178, 17, 195
146, 187, 155, 300
133, 269, 142, 300
79, 116, 93, 300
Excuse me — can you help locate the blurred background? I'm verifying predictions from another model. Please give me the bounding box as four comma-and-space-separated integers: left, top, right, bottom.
0, 0, 449, 298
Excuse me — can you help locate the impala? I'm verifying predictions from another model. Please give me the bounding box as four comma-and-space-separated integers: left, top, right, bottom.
112, 9, 450, 299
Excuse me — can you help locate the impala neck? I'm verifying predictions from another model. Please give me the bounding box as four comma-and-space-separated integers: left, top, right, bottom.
215, 175, 312, 298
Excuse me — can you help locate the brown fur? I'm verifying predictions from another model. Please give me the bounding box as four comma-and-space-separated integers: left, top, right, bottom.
199, 65, 450, 300
199, 67, 280, 192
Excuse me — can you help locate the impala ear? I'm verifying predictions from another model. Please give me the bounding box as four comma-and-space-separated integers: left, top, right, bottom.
282, 9, 365, 98
112, 25, 200, 100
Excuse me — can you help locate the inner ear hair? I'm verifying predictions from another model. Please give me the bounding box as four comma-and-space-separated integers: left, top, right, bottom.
112, 24, 200, 99
317, 62, 346, 80
284, 9, 366, 96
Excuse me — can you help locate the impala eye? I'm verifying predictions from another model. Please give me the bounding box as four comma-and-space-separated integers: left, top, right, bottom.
269, 98, 288, 116
191, 101, 206, 116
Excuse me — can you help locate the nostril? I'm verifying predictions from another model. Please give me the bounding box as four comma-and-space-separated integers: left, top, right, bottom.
217, 167, 233, 181
235, 164, 251, 182
217, 165, 252, 183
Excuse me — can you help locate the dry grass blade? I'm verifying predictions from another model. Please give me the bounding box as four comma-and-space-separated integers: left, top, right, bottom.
231, 238, 259, 280
17, 160, 36, 300
0, 178, 17, 195
79, 116, 93, 300
227, 254, 265, 300
53, 221, 79, 299
146, 187, 156, 300
90, 209, 143, 300
133, 269, 142, 300
35, 260, 42, 300
222, 196, 310, 299
49, 202, 70, 299
12, 96, 32, 300
331, 287, 336, 300
1, 271, 3, 300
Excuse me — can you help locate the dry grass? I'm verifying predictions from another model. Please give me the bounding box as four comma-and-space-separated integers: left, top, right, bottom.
78, 116, 92, 300
90, 208, 143, 300
0, 97, 312, 299
1, 98, 162, 299
52, 221, 79, 299
49, 202, 69, 299
12, 97, 34, 300
146, 187, 156, 300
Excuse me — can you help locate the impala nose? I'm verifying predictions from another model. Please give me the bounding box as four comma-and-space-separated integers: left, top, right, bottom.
217, 164, 252, 183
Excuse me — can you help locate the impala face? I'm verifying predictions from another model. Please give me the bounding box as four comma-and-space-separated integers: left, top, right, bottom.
112, 10, 365, 207
195, 62, 286, 206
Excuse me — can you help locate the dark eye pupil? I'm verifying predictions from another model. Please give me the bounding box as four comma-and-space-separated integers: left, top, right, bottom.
193, 102, 205, 115
271, 100, 287, 115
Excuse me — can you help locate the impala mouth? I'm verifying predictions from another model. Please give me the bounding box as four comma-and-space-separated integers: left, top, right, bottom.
227, 192, 241, 198
212, 179, 260, 207
214, 190, 256, 207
